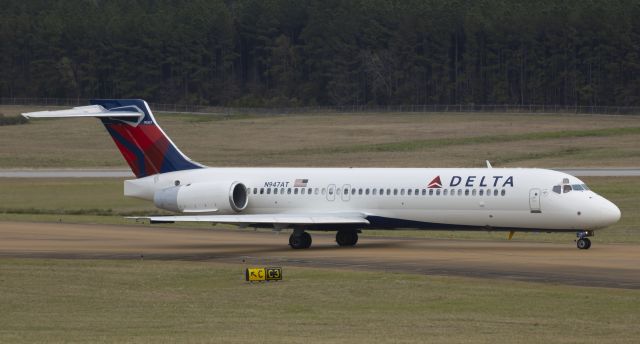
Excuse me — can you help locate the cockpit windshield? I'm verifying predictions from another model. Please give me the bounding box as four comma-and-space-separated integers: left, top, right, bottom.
552, 183, 590, 194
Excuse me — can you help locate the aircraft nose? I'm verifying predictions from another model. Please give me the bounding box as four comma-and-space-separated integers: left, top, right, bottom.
583, 196, 621, 228
600, 198, 621, 226
603, 200, 622, 225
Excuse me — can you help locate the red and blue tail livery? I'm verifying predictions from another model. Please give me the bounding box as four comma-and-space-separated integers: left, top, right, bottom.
92, 99, 203, 178
22, 99, 203, 178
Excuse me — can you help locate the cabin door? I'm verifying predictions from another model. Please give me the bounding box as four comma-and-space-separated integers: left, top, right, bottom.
529, 188, 541, 213
326, 184, 336, 201
341, 184, 351, 201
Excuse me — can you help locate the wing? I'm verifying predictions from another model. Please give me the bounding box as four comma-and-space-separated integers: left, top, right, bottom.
131, 212, 370, 226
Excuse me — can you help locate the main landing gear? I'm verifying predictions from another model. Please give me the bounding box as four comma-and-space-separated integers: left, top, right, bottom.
289, 229, 312, 249
576, 231, 593, 250
336, 230, 359, 247
288, 229, 361, 249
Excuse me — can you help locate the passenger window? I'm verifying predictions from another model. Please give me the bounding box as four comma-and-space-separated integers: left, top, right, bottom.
329, 188, 333, 195
365, 188, 370, 195
253, 188, 258, 194
501, 189, 506, 196
344, 188, 349, 195
415, 189, 419, 195
493, 189, 499, 196
458, 189, 462, 196
552, 185, 561, 194
436, 189, 441, 195
372, 189, 377, 195
352, 188, 356, 195
429, 189, 433, 196
294, 188, 298, 195
380, 188, 384, 195
394, 189, 398, 195
479, 189, 484, 196
422, 189, 426, 196
486, 189, 491, 196
308, 188, 313, 195
451, 189, 455, 196
401, 189, 405, 196
274, 188, 278, 194
387, 189, 391, 195
260, 188, 264, 194
287, 188, 292, 194
465, 189, 470, 196
408, 189, 412, 196
322, 188, 326, 195
247, 188, 252, 195
359, 188, 363, 195
563, 185, 572, 193
267, 188, 271, 194
472, 189, 476, 196
443, 189, 448, 196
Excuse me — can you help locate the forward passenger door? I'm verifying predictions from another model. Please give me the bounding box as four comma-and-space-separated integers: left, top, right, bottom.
529, 188, 541, 213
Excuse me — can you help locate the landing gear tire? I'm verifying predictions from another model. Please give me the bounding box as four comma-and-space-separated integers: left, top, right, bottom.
577, 238, 591, 250
289, 231, 312, 249
336, 230, 358, 247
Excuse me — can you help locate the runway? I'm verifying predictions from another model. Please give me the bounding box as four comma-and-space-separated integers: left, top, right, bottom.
0, 168, 639, 178
1, 221, 639, 289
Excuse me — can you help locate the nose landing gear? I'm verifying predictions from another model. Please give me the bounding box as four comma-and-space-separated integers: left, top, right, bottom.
576, 231, 593, 250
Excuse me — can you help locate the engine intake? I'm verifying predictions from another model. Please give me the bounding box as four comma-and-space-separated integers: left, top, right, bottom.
153, 181, 248, 213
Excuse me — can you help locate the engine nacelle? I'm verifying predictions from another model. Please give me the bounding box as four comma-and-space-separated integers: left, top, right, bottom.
153, 181, 248, 213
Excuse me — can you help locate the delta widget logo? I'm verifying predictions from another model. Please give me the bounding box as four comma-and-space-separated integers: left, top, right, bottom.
427, 176, 442, 188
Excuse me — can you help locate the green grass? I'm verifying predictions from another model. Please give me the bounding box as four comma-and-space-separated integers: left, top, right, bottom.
0, 258, 638, 343
2, 106, 640, 168
0, 178, 155, 214
0, 114, 29, 126
294, 126, 640, 155
0, 176, 638, 243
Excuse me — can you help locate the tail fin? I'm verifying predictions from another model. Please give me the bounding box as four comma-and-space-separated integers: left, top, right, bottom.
23, 99, 204, 178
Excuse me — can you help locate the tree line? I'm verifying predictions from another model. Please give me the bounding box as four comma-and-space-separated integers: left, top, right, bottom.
1, 0, 639, 106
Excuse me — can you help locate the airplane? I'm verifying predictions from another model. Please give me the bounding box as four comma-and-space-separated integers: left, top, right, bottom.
23, 99, 621, 250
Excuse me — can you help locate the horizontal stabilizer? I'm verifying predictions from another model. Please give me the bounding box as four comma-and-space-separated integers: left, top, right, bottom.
22, 105, 142, 119
130, 213, 370, 226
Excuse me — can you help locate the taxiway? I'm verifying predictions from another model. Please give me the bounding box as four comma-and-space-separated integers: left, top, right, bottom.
1, 221, 638, 289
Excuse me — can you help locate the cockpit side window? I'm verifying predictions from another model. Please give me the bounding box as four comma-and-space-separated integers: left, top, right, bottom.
572, 184, 584, 191
581, 184, 590, 191
552, 185, 561, 194
563, 185, 572, 193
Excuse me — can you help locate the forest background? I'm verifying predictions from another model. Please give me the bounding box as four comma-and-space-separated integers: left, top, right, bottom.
1, 0, 639, 107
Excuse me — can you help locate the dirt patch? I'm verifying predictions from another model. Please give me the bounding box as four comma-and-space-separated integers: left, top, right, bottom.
2, 221, 639, 289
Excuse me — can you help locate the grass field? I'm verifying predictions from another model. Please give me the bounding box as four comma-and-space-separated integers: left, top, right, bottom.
1, 176, 637, 243
1, 106, 639, 342
0, 258, 638, 344
1, 105, 640, 168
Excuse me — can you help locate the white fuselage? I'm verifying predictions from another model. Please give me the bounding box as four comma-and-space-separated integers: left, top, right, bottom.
125, 167, 621, 233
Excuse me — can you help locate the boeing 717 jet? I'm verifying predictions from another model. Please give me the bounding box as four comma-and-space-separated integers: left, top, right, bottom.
23, 99, 621, 249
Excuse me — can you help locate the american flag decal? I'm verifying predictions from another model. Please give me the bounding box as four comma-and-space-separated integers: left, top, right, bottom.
294, 178, 309, 187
